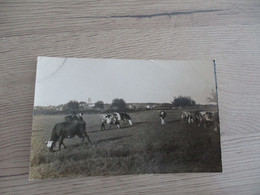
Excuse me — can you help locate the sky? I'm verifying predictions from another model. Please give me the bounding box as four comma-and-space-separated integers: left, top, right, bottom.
34, 57, 217, 106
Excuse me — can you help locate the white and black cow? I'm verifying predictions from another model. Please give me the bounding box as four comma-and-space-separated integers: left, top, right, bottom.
113, 112, 133, 125
195, 110, 215, 128
101, 114, 120, 130
159, 111, 167, 125
181, 111, 194, 124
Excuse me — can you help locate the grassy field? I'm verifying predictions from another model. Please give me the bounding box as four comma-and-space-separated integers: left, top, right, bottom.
29, 110, 222, 179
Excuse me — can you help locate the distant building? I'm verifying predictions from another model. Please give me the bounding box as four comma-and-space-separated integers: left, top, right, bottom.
87, 98, 95, 107
79, 101, 88, 110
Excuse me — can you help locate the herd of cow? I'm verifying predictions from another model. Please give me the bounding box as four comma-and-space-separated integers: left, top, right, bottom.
180, 110, 220, 130
45, 110, 219, 152
45, 112, 133, 152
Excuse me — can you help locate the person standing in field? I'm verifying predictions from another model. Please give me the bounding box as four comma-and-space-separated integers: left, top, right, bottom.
159, 111, 167, 125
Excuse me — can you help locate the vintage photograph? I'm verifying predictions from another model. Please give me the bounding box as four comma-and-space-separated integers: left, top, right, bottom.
29, 57, 222, 179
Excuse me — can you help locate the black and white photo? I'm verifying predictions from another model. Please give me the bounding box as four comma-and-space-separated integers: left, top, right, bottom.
29, 57, 222, 179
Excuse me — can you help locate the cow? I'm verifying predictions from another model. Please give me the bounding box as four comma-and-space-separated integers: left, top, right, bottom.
113, 112, 133, 125
45, 118, 91, 152
159, 111, 167, 125
195, 110, 216, 128
101, 114, 120, 130
194, 110, 203, 123
181, 111, 194, 124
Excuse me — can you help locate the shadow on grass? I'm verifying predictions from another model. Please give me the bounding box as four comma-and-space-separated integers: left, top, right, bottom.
88, 127, 122, 133
133, 121, 151, 125
88, 129, 103, 133
94, 135, 132, 145
119, 125, 133, 129
166, 119, 181, 124
87, 120, 163, 134
88, 124, 135, 133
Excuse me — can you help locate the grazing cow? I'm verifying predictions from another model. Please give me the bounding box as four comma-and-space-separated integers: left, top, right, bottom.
113, 112, 133, 125
181, 111, 194, 124
45, 118, 91, 152
194, 110, 203, 122
159, 111, 167, 125
195, 110, 215, 128
101, 114, 120, 130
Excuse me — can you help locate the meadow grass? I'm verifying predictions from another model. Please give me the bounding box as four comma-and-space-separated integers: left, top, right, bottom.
29, 110, 221, 179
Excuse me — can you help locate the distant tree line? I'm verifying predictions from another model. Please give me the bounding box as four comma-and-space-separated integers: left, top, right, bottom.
34, 94, 216, 115
64, 100, 80, 114
172, 96, 196, 107
34, 98, 129, 115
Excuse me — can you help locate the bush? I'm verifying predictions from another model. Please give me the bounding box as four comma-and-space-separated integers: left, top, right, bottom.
172, 96, 196, 107
111, 98, 127, 110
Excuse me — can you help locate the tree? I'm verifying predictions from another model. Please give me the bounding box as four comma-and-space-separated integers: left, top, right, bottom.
111, 98, 127, 110
65, 100, 79, 114
79, 101, 87, 111
206, 89, 218, 104
94, 101, 104, 110
172, 96, 196, 107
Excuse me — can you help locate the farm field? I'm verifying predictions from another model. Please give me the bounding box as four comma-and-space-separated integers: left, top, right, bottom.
29, 109, 222, 179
